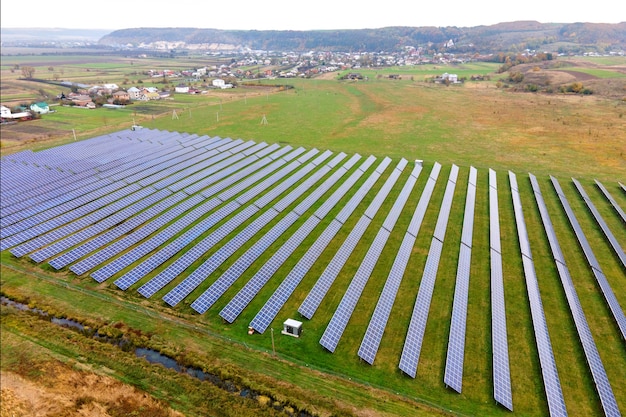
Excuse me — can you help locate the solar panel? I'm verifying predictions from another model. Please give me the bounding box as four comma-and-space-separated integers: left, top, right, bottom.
70, 193, 205, 276
249, 157, 388, 334
551, 176, 626, 342
594, 180, 626, 223
298, 159, 408, 319
118, 200, 243, 292
357, 163, 440, 364
531, 174, 620, 417
399, 166, 458, 378
572, 178, 626, 269
443, 166, 477, 393
49, 191, 189, 270
510, 172, 567, 417
318, 166, 416, 352
488, 169, 513, 411
218, 155, 358, 323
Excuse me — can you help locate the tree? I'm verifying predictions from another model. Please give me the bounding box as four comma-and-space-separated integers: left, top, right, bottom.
21, 66, 36, 78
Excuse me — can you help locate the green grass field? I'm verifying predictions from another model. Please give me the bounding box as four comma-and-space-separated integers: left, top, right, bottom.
1, 55, 625, 417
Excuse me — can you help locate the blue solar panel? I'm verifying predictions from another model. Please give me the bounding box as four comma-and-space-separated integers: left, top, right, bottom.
510, 172, 567, 417
531, 174, 620, 417
488, 169, 513, 411
443, 166, 477, 393
357, 163, 440, 365
551, 176, 626, 342
298, 159, 407, 319
218, 154, 357, 323
70, 193, 204, 276
319, 163, 420, 353
594, 180, 626, 223
572, 178, 626, 269
399, 165, 458, 378
249, 157, 388, 334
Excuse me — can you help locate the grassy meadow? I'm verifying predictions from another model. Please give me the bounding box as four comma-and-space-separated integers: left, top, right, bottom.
1, 54, 625, 417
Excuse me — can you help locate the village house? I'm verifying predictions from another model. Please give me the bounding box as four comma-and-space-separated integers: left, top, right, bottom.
212, 78, 233, 89
112, 90, 130, 103
175, 84, 189, 93
30, 102, 50, 114
1, 105, 31, 121
68, 93, 96, 108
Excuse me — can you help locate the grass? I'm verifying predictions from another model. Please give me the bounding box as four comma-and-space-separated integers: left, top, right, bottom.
1, 54, 625, 417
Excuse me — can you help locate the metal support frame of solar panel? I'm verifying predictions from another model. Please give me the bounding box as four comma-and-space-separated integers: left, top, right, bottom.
99, 147, 317, 285
510, 171, 568, 417
113, 147, 324, 291
487, 169, 513, 411
74, 147, 304, 278
594, 180, 626, 224
530, 174, 621, 417
357, 162, 441, 365
109, 149, 325, 289
551, 176, 626, 342
188, 152, 344, 313
572, 178, 626, 269
398, 164, 459, 378
298, 158, 409, 320
247, 155, 384, 334
112, 147, 286, 287
217, 153, 360, 323
443, 166, 478, 394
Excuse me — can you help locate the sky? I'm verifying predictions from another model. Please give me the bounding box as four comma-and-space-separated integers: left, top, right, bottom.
1, 0, 623, 31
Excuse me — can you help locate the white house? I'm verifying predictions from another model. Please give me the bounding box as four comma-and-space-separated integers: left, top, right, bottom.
212, 78, 233, 89
175, 84, 189, 93
1, 105, 31, 120
442, 73, 458, 83
127, 87, 144, 100
30, 102, 50, 114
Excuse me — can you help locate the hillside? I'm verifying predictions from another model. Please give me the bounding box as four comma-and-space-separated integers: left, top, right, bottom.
97, 21, 626, 53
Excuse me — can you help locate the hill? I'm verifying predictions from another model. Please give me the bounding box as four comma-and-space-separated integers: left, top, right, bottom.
97, 21, 626, 53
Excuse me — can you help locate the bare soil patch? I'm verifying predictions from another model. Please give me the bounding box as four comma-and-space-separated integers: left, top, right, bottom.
0, 363, 184, 417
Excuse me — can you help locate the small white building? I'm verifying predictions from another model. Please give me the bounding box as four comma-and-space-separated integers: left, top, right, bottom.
175, 84, 190, 93
282, 319, 303, 338
212, 78, 233, 89
442, 73, 458, 83
1, 105, 30, 120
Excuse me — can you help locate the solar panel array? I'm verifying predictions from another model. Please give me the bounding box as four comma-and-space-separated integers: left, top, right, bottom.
319, 163, 422, 353
509, 172, 567, 417
399, 165, 459, 378
298, 158, 409, 319
2, 128, 624, 417
530, 174, 621, 417
249, 156, 388, 334
551, 176, 626, 342
594, 180, 626, 224
357, 162, 441, 365
572, 178, 626, 269
488, 169, 513, 412
443, 166, 477, 393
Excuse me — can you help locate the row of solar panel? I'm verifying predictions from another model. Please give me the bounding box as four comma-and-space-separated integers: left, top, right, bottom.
1, 129, 624, 416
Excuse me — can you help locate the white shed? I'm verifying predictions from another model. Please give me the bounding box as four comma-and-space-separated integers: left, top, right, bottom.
282, 319, 303, 338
